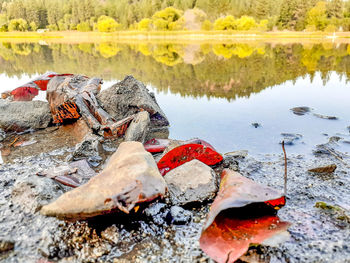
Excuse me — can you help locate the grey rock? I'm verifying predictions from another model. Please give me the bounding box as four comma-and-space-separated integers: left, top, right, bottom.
101, 225, 119, 245
164, 159, 218, 205
125, 111, 150, 143
313, 113, 338, 120
0, 129, 5, 142
251, 122, 261, 128
97, 75, 169, 127
0, 100, 52, 132
71, 134, 102, 167
347, 126, 350, 133
290, 106, 312, 116
280, 133, 302, 145
0, 240, 14, 253
224, 150, 248, 158
11, 175, 64, 214
144, 202, 167, 225
166, 206, 192, 225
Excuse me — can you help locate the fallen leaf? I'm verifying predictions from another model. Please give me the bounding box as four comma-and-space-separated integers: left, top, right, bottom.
144, 138, 216, 153
157, 143, 223, 176
203, 169, 286, 231
200, 213, 290, 263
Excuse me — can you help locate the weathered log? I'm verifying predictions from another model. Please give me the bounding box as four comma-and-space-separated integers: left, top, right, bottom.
46, 75, 134, 137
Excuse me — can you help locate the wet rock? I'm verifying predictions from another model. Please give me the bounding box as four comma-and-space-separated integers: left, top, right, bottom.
41, 142, 167, 220
290, 106, 312, 116
0, 129, 5, 142
101, 225, 119, 245
280, 133, 302, 145
0, 100, 52, 132
70, 134, 102, 167
166, 206, 192, 225
144, 202, 167, 225
125, 111, 150, 143
308, 164, 337, 174
224, 150, 248, 158
11, 175, 64, 214
251, 123, 261, 128
313, 113, 338, 120
0, 240, 14, 254
97, 75, 169, 127
164, 159, 217, 206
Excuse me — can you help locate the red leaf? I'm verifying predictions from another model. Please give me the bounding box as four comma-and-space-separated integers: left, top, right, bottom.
144, 138, 217, 154
157, 143, 223, 176
200, 214, 290, 263
203, 169, 286, 231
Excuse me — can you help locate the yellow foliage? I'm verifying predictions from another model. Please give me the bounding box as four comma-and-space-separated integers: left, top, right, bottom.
98, 42, 121, 58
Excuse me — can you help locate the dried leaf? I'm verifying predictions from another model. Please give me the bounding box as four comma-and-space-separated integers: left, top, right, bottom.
203, 169, 286, 231
200, 213, 290, 263
157, 143, 223, 176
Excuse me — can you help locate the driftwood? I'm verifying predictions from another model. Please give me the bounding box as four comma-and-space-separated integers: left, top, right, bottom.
46, 75, 134, 138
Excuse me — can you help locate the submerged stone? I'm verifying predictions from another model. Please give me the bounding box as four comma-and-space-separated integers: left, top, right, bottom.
290, 106, 312, 116
40, 141, 167, 220
164, 159, 218, 206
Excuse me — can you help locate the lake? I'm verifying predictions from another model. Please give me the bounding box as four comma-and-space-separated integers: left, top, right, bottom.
1, 40, 350, 156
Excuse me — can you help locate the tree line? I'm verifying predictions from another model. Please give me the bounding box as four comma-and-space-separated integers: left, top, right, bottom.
0, 0, 349, 32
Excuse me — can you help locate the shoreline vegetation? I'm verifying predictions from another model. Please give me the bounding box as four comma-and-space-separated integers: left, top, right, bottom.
1, 31, 350, 44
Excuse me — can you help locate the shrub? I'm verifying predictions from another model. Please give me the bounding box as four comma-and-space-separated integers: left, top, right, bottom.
201, 20, 212, 30
77, 21, 92, 32
235, 16, 257, 31
214, 15, 236, 30
152, 7, 183, 30
138, 18, 152, 31
324, 24, 337, 32
8, 19, 28, 31
29, 21, 38, 31
97, 16, 120, 32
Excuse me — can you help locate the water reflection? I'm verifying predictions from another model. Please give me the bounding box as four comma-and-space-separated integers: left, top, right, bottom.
0, 41, 349, 155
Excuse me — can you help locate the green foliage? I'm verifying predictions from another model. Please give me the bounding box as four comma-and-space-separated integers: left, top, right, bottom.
152, 7, 183, 30
138, 18, 152, 31
214, 16, 236, 30
29, 21, 38, 31
306, 1, 329, 30
201, 20, 212, 30
97, 16, 120, 32
8, 18, 28, 31
235, 16, 257, 30
77, 21, 92, 32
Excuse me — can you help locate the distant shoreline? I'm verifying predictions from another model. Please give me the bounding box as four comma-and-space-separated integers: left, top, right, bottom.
0, 31, 349, 44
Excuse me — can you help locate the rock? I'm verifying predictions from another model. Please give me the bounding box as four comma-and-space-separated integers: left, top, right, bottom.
97, 76, 169, 127
347, 126, 350, 133
0, 100, 52, 132
101, 225, 119, 245
290, 106, 312, 116
313, 113, 338, 120
308, 164, 337, 174
0, 129, 5, 142
125, 111, 150, 143
224, 150, 248, 158
166, 206, 192, 225
0, 240, 14, 253
144, 202, 167, 225
280, 133, 302, 145
40, 141, 167, 220
11, 175, 64, 214
164, 159, 217, 206
251, 123, 261, 128
70, 134, 102, 167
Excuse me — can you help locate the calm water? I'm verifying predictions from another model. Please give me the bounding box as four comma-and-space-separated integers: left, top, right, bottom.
1, 41, 350, 156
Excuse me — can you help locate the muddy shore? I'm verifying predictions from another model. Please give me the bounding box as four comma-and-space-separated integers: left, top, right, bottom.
1, 130, 349, 262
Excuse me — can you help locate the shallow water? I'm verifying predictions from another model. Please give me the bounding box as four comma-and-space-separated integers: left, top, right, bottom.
1, 41, 350, 156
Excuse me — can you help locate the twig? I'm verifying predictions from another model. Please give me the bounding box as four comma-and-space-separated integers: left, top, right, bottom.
322, 145, 350, 168
282, 141, 287, 196
8, 136, 19, 147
